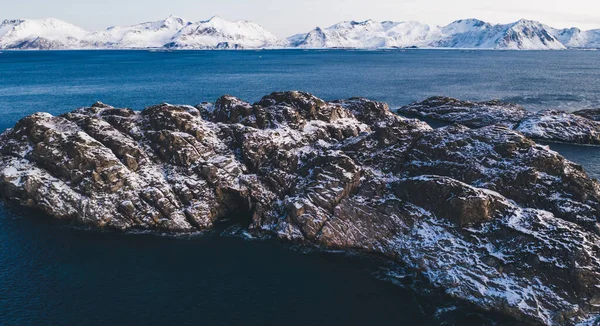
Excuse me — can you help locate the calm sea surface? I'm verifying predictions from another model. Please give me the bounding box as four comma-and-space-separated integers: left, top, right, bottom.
1, 50, 599, 325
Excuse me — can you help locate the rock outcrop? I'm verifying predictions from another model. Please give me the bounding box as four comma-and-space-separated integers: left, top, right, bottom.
399, 97, 600, 145
515, 110, 600, 145
397, 96, 530, 128
574, 108, 600, 121
1, 92, 599, 325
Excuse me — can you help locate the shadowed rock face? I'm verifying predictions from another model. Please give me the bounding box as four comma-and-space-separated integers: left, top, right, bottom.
0, 91, 599, 325
574, 108, 600, 121
399, 97, 600, 145
397, 96, 530, 128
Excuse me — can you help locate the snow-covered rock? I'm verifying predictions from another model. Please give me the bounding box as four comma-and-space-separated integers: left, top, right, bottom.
515, 110, 600, 145
0, 92, 599, 325
399, 97, 600, 145
397, 96, 530, 128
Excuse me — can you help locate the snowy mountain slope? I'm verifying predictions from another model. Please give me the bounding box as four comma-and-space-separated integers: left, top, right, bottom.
290, 18, 566, 50
287, 28, 327, 48
550, 27, 600, 49
434, 19, 565, 49
578, 30, 600, 48
1, 16, 599, 50
164, 16, 278, 49
287, 20, 442, 48
0, 16, 277, 49
0, 18, 89, 49
88, 15, 191, 48
494, 19, 565, 50
433, 19, 498, 48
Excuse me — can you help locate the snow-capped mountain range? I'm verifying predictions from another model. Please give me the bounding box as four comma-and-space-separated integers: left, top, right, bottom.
0, 16, 279, 50
1, 16, 599, 50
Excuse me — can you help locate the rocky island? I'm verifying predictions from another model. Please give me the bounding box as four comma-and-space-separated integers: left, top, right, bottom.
0, 92, 599, 325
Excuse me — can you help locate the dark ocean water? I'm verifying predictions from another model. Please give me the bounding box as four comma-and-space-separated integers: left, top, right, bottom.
1, 50, 600, 325
1, 50, 600, 131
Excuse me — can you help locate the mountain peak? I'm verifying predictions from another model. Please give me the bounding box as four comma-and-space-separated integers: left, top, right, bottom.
164, 15, 186, 22
443, 18, 490, 34
1, 16, 599, 50
205, 15, 227, 23
159, 15, 189, 28
450, 18, 488, 26
513, 18, 542, 26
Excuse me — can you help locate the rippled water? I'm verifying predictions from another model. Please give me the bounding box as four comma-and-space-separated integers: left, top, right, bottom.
1, 50, 600, 132
1, 50, 600, 325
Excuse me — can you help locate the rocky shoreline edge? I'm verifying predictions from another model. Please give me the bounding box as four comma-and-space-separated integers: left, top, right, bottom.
0, 91, 599, 325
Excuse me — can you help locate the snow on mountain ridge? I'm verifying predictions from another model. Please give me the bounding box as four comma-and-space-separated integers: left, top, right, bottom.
0, 18, 89, 49
549, 26, 600, 49
432, 18, 565, 49
498, 19, 565, 50
290, 18, 568, 50
90, 15, 191, 48
166, 15, 278, 49
0, 16, 276, 49
441, 19, 491, 34
288, 19, 442, 48
1, 16, 599, 50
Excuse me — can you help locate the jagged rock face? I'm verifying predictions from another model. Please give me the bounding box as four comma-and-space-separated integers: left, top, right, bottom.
0, 91, 599, 325
399, 97, 600, 145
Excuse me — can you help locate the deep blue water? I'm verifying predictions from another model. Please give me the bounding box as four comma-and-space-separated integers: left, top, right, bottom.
1, 206, 520, 326
1, 50, 600, 132
1, 50, 600, 325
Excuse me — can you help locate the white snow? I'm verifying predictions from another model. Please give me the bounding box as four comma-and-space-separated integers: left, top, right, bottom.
0, 16, 598, 50
0, 18, 88, 49
287, 20, 442, 49
289, 18, 566, 50
0, 16, 277, 50
549, 27, 600, 49
164, 16, 278, 49
89, 15, 190, 48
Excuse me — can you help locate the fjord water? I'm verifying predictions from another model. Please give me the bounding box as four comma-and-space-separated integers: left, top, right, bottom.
2, 50, 600, 131
1, 50, 600, 325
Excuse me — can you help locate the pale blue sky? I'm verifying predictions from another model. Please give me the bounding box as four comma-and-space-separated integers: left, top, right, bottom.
4, 0, 600, 37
